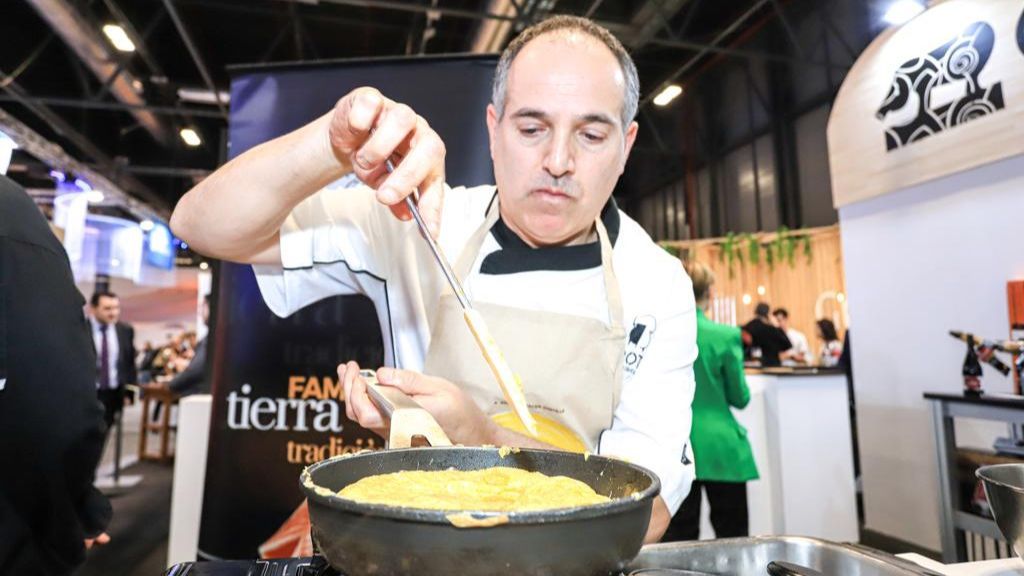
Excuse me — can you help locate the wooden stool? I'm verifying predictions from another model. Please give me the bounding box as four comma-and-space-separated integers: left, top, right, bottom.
138, 387, 180, 463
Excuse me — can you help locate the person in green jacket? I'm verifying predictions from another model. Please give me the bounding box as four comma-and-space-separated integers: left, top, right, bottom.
663, 261, 758, 541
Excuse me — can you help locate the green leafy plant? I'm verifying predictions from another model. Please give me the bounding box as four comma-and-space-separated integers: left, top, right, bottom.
713, 227, 816, 277
747, 234, 761, 265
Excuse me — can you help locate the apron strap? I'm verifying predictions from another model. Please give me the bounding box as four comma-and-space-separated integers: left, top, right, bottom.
450, 192, 625, 330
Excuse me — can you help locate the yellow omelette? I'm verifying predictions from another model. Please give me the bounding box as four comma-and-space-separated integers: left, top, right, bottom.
336, 467, 609, 511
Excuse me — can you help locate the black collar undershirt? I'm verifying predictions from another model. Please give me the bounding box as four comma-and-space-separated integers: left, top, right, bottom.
479, 193, 621, 275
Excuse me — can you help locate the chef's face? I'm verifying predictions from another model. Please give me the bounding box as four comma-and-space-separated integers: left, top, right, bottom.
487, 32, 638, 247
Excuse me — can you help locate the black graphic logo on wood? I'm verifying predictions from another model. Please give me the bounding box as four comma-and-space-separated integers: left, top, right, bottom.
876, 21, 1005, 151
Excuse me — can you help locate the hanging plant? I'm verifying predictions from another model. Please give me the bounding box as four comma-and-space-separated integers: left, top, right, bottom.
802, 235, 813, 264
784, 232, 797, 267
773, 226, 787, 269
660, 243, 681, 259
722, 232, 737, 277
765, 241, 776, 272
747, 234, 761, 266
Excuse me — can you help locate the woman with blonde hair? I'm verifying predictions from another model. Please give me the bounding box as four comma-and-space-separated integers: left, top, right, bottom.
663, 260, 758, 540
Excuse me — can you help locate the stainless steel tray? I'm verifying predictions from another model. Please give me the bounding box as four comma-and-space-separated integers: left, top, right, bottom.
628, 537, 943, 576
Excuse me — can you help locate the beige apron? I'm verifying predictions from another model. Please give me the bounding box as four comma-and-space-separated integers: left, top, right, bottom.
423, 199, 625, 452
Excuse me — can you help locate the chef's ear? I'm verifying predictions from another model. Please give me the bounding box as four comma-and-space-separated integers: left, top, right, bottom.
620, 120, 639, 173
486, 104, 499, 161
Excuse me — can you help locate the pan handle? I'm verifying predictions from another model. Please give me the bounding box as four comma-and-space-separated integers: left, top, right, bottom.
361, 369, 417, 419
359, 369, 452, 448
766, 561, 825, 576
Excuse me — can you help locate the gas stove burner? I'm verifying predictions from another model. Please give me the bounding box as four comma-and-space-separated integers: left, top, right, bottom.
166, 556, 339, 576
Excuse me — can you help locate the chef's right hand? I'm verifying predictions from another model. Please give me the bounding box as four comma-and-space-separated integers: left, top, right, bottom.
328, 87, 446, 238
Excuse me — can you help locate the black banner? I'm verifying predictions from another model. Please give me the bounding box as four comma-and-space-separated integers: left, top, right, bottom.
198, 55, 497, 560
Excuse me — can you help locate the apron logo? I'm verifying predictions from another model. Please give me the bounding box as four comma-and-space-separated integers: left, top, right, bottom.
623, 315, 656, 377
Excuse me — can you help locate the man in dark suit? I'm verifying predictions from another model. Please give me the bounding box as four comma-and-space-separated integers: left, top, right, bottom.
88, 291, 137, 434
0, 175, 111, 574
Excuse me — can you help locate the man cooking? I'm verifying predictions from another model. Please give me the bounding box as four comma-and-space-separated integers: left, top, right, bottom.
170, 15, 696, 543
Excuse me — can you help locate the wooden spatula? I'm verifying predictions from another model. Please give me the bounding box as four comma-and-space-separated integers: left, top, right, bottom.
360, 369, 452, 448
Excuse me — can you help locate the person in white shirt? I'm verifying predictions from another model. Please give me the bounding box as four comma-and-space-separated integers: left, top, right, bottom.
773, 307, 810, 366
170, 15, 697, 542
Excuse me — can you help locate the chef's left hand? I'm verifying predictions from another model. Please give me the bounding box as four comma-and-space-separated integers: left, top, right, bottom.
340, 361, 494, 445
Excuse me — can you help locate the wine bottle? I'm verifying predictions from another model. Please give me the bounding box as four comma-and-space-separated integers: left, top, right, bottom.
963, 340, 984, 396
950, 331, 1024, 354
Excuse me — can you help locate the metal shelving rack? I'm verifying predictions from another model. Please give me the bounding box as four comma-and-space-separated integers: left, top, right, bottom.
925, 392, 1024, 563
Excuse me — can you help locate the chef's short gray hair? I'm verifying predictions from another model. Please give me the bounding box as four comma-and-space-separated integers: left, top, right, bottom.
492, 15, 639, 131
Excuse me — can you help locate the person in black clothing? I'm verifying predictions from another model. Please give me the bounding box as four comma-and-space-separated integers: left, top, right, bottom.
742, 302, 792, 367
0, 175, 112, 574
147, 295, 211, 397
87, 291, 137, 436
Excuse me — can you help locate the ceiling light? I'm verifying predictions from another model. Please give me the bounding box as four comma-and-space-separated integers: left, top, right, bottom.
882, 0, 925, 25
86, 190, 105, 203
199, 262, 210, 271
757, 285, 766, 296
177, 87, 230, 106
102, 24, 136, 52
180, 128, 202, 147
140, 219, 155, 232
74, 178, 92, 191
49, 169, 66, 183
653, 85, 683, 107
742, 294, 752, 305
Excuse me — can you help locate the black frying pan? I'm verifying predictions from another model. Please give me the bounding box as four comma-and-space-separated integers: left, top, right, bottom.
300, 446, 660, 576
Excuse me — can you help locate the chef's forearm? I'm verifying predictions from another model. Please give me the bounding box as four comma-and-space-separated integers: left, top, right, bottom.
644, 496, 671, 544
170, 112, 349, 264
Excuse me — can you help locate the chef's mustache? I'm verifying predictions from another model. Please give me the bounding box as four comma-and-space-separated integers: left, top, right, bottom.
533, 176, 580, 197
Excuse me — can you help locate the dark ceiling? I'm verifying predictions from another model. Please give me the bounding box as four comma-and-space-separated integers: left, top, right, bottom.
1, 0, 840, 218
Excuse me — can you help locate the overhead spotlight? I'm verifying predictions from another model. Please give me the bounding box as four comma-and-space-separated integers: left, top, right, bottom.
177, 87, 231, 106
653, 85, 683, 107
882, 0, 925, 25
102, 24, 136, 52
179, 127, 202, 147
742, 294, 752, 305
140, 219, 155, 232
199, 262, 210, 271
757, 285, 767, 296
85, 190, 105, 203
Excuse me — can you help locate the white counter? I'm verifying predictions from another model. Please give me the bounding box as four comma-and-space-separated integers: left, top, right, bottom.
698, 371, 859, 542
901, 553, 1024, 575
